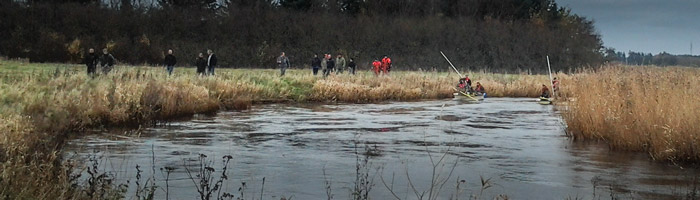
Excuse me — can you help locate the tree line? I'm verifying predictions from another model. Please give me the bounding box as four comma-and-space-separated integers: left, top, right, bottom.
0, 0, 603, 73
603, 48, 700, 67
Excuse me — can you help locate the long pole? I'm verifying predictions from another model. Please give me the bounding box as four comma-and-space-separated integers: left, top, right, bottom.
546, 56, 555, 99
440, 51, 463, 78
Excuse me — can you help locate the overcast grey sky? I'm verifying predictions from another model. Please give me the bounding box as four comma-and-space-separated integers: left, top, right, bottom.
557, 0, 699, 55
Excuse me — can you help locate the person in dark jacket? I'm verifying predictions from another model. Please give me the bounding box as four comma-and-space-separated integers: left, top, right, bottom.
321, 54, 328, 75
277, 52, 290, 76
324, 54, 335, 77
164, 49, 177, 76
348, 58, 357, 75
207, 49, 217, 76
196, 53, 207, 76
84, 48, 98, 77
336, 53, 346, 74
541, 84, 550, 98
100, 48, 116, 74
311, 54, 321, 75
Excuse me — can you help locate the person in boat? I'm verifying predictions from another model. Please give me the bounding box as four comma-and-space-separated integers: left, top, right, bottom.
456, 75, 475, 94
552, 77, 560, 94
464, 75, 473, 94
475, 82, 486, 94
457, 77, 467, 92
541, 84, 551, 98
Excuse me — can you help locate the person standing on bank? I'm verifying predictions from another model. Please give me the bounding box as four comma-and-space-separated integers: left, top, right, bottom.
372, 59, 382, 76
164, 49, 177, 76
311, 53, 321, 75
336, 53, 346, 74
321, 54, 328, 76
381, 55, 392, 75
277, 52, 290, 76
196, 53, 207, 76
100, 48, 116, 74
84, 48, 98, 77
348, 58, 356, 75
207, 49, 217, 76
324, 54, 335, 77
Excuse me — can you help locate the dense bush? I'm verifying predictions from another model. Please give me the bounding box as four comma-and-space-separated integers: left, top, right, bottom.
0, 0, 603, 73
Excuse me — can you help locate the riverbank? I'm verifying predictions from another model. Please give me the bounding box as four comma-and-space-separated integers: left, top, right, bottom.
0, 60, 555, 198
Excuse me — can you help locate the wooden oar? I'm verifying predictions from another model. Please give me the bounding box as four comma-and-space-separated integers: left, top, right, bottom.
546, 56, 555, 100
440, 51, 463, 78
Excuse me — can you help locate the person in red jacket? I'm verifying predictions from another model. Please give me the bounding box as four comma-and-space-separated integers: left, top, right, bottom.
475, 82, 486, 94
372, 59, 382, 76
552, 77, 560, 94
457, 75, 472, 93
381, 55, 392, 75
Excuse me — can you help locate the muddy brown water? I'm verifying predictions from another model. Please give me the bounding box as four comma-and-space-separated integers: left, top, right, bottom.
65, 98, 700, 199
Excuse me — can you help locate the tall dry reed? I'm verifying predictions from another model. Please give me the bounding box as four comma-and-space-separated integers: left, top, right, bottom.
563, 65, 700, 163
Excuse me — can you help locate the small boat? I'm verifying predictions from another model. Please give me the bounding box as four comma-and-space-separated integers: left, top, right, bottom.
453, 91, 485, 102
537, 97, 553, 105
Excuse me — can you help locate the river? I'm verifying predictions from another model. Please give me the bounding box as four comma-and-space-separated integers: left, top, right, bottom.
65, 98, 700, 199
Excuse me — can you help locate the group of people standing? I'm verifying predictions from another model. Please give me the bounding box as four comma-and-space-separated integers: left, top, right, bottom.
194, 49, 218, 76
372, 55, 392, 76
84, 48, 218, 77
310, 53, 357, 77
83, 48, 116, 76
85, 49, 389, 77
163, 49, 219, 76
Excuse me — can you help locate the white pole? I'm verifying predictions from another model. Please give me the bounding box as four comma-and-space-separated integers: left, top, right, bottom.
546, 56, 555, 99
440, 51, 463, 78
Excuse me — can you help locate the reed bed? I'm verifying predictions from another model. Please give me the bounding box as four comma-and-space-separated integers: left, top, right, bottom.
563, 65, 700, 163
0, 60, 553, 198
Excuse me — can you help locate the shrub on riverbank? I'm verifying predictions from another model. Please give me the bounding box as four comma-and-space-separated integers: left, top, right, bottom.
563, 65, 700, 163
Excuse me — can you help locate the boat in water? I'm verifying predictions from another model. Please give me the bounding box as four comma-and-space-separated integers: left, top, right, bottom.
453, 90, 485, 102
537, 97, 552, 105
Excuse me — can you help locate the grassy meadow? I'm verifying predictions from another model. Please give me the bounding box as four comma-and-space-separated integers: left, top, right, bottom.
0, 60, 554, 198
